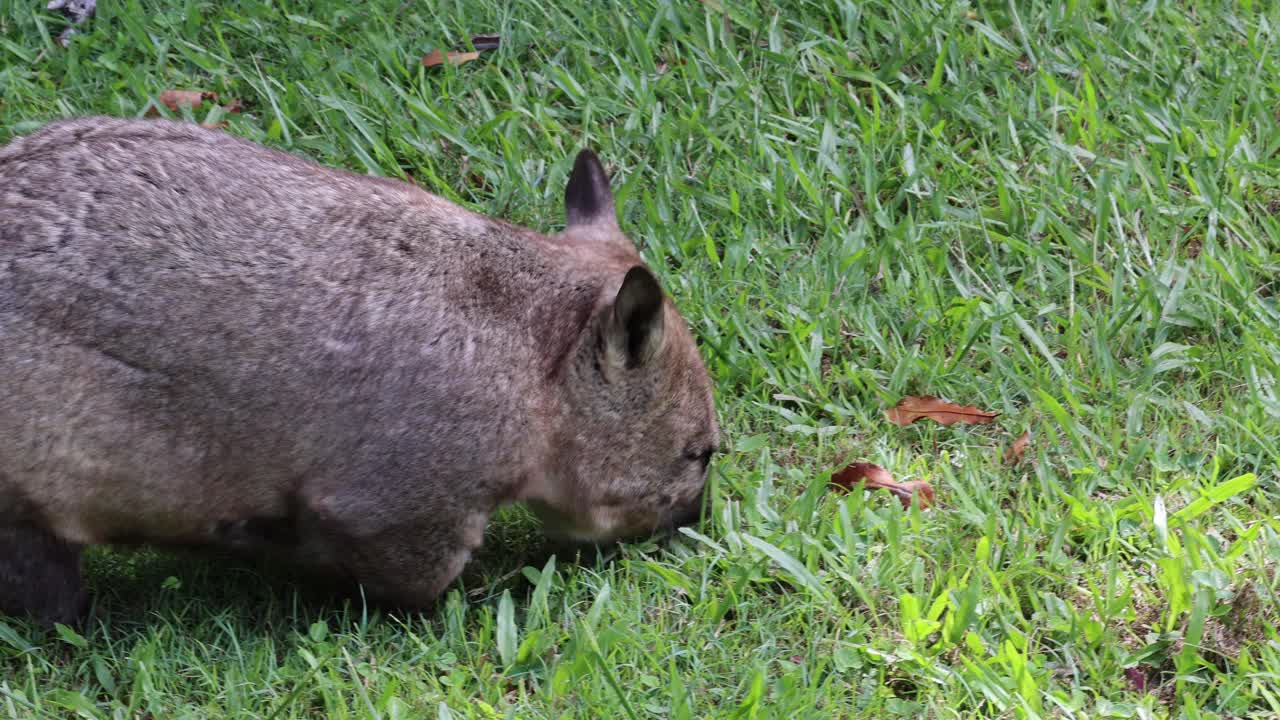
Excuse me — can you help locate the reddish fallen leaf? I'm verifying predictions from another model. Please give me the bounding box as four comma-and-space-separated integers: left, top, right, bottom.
1123, 666, 1151, 693
830, 462, 935, 510
148, 90, 243, 117
1003, 430, 1031, 464
884, 396, 999, 427
157, 89, 218, 112
833, 461, 894, 488
422, 49, 480, 68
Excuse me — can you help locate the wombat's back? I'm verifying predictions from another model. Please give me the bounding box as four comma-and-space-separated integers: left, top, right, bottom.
0, 116, 496, 275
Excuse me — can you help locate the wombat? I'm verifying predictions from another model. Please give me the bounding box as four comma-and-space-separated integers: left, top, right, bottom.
0, 117, 718, 625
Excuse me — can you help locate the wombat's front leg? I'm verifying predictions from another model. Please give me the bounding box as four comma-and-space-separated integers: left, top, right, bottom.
0, 523, 88, 627
304, 508, 489, 613
353, 523, 487, 611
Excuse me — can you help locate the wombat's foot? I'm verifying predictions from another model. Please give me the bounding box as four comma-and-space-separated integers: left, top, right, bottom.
0, 523, 88, 627
337, 541, 474, 617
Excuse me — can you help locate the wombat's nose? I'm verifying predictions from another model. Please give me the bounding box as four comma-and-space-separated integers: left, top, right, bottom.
671, 487, 706, 529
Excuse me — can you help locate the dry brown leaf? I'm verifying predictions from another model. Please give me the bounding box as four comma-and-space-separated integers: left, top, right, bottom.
422, 49, 480, 68
200, 121, 229, 130
830, 462, 935, 510
153, 90, 218, 114
655, 56, 686, 75
1003, 430, 1031, 464
884, 395, 999, 427
149, 90, 242, 117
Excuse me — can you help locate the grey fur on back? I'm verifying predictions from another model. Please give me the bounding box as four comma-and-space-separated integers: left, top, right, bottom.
0, 117, 718, 624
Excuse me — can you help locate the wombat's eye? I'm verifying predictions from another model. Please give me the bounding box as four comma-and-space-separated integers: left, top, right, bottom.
684, 447, 714, 471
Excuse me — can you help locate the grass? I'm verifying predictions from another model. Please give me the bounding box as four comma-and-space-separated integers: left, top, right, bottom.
3, 0, 1280, 717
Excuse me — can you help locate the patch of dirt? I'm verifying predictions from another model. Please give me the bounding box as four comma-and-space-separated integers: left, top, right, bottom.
1201, 568, 1280, 664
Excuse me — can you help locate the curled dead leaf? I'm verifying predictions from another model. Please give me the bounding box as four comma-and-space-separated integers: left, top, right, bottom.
422, 33, 500, 69
470, 34, 501, 52
1003, 430, 1031, 464
830, 462, 935, 510
885, 395, 998, 427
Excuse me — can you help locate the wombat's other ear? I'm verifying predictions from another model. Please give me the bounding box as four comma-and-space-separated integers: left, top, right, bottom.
565, 149, 618, 230
603, 266, 666, 370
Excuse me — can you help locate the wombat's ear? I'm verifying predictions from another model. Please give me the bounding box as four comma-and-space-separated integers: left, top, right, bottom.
604, 266, 666, 370
565, 149, 618, 230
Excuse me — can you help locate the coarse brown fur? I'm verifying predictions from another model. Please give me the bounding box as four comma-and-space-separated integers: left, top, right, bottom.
0, 117, 718, 625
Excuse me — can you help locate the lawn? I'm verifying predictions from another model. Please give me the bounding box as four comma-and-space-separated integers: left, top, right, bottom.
3, 0, 1280, 717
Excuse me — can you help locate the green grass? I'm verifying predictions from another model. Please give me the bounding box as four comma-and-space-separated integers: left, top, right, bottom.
3, 0, 1280, 717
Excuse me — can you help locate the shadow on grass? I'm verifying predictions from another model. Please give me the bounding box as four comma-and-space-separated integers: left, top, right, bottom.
66, 505, 619, 635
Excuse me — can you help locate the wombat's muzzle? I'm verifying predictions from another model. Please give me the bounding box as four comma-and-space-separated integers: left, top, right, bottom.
669, 486, 707, 530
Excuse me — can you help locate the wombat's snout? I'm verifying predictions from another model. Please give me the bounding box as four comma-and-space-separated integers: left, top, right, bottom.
670, 486, 706, 530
